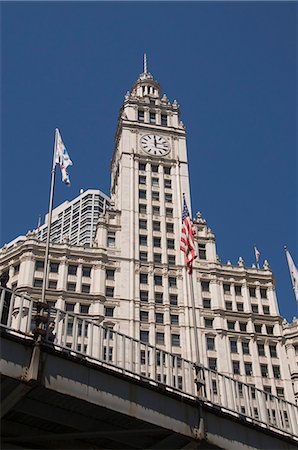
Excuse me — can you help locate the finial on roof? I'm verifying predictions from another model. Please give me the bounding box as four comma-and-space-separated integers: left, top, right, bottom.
143, 53, 147, 74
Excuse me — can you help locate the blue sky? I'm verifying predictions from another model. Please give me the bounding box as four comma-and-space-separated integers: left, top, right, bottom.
1, 2, 297, 320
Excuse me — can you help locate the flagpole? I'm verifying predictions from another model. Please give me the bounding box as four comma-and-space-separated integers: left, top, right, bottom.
41, 129, 57, 305
188, 271, 200, 364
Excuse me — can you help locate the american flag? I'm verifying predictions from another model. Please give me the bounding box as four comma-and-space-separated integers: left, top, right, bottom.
180, 196, 197, 274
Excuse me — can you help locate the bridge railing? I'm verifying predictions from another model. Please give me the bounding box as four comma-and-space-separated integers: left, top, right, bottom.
47, 306, 197, 397
1, 286, 298, 440
195, 364, 298, 439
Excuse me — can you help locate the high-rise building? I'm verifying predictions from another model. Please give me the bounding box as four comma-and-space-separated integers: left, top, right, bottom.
0, 59, 297, 404
38, 189, 110, 247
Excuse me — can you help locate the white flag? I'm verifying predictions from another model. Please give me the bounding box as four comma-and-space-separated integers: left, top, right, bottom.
286, 249, 298, 305
55, 128, 73, 185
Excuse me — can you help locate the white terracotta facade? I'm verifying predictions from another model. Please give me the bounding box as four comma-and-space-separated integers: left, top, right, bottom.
1, 65, 297, 404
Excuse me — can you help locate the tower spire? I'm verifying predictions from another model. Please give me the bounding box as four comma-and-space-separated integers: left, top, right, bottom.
143, 53, 147, 74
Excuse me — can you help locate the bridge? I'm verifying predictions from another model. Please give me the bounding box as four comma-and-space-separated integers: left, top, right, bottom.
1, 287, 298, 449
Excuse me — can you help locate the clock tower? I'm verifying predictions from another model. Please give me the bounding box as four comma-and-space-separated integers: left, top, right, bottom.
105, 55, 196, 359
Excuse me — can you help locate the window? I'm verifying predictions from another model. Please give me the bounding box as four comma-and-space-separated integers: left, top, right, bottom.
263, 306, 270, 315
154, 275, 163, 286
276, 387, 284, 399
237, 303, 244, 312
153, 221, 160, 231
235, 285, 242, 296
201, 281, 210, 292
225, 301, 232, 311
81, 284, 90, 293
206, 337, 215, 351
82, 266, 91, 277
35, 261, 44, 271
273, 365, 281, 379
139, 235, 147, 246
242, 341, 250, 355
105, 286, 114, 297
139, 175, 146, 185
140, 350, 148, 365
48, 280, 57, 290
152, 206, 160, 216
139, 204, 147, 214
156, 332, 165, 345
106, 269, 115, 280
260, 288, 267, 299
164, 179, 171, 189
167, 239, 175, 250
257, 343, 265, 356
103, 347, 113, 362
140, 273, 148, 284
165, 193, 172, 203
80, 304, 89, 314
155, 292, 163, 304
152, 177, 159, 187
198, 243, 206, 260
14, 264, 20, 274
139, 219, 147, 230
227, 321, 235, 330
165, 208, 173, 217
233, 361, 240, 375
140, 252, 148, 262
151, 164, 159, 173
139, 189, 146, 200
138, 110, 144, 122
140, 311, 149, 322
152, 191, 159, 201
223, 284, 231, 294
107, 232, 116, 248
230, 340, 238, 353
260, 364, 268, 377
139, 162, 146, 171
171, 314, 179, 325
266, 325, 274, 335
153, 237, 161, 247
249, 287, 256, 297
166, 222, 174, 233
168, 255, 176, 265
208, 358, 217, 370
245, 363, 253, 376
67, 282, 76, 291
251, 304, 259, 313
205, 318, 213, 328
169, 277, 177, 287
161, 114, 167, 126
254, 324, 262, 333
149, 112, 156, 124
170, 294, 177, 305
50, 262, 59, 273
164, 166, 171, 175
104, 306, 114, 317
269, 344, 277, 358
203, 298, 211, 309
67, 321, 73, 336
104, 326, 114, 340
171, 333, 180, 346
68, 265, 77, 276
140, 290, 148, 302
153, 253, 161, 263
65, 302, 75, 312
156, 313, 164, 324
240, 322, 247, 332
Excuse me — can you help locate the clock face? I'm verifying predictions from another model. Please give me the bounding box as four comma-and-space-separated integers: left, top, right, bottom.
141, 134, 170, 157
